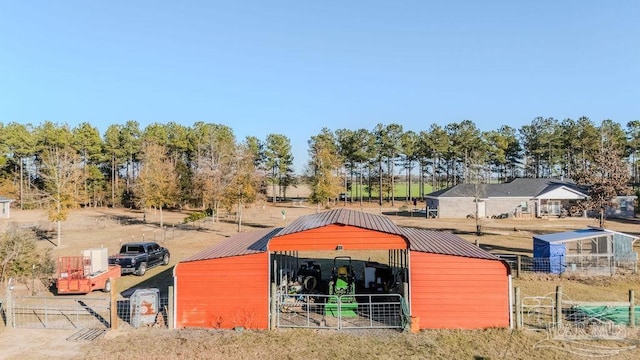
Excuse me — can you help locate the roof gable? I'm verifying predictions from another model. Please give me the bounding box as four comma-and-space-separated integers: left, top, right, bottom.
535, 185, 587, 200
275, 208, 404, 237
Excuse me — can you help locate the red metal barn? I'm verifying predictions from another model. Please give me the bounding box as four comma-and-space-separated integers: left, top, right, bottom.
402, 228, 511, 329
173, 209, 510, 330
173, 229, 276, 329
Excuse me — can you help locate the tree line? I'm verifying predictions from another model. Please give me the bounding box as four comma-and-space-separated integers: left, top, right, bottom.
1, 116, 638, 221
307, 117, 638, 208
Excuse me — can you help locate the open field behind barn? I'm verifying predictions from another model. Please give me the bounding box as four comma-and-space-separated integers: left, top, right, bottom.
1, 203, 640, 359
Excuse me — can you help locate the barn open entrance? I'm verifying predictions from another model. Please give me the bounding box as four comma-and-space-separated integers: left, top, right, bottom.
271, 249, 409, 330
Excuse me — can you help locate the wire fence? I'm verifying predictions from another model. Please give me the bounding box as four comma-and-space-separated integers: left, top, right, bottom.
115, 295, 169, 329
515, 286, 638, 343
1, 213, 219, 239
496, 254, 638, 277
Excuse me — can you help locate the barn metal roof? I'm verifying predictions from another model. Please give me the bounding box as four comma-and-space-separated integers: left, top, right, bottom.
276, 208, 404, 237
181, 227, 281, 262
401, 227, 500, 260
181, 209, 501, 262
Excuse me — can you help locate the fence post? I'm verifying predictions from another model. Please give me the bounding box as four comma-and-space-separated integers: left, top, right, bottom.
5, 279, 13, 327
630, 290, 635, 328
516, 255, 521, 279
168, 285, 174, 329
110, 277, 118, 329
555, 285, 562, 329
514, 286, 521, 330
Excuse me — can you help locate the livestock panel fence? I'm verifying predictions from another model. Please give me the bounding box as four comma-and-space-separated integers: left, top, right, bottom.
276, 293, 409, 330
1, 281, 170, 330
9, 296, 111, 329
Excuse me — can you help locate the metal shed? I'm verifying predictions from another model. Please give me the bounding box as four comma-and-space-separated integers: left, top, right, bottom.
173, 208, 511, 330
533, 228, 638, 275
0, 196, 13, 219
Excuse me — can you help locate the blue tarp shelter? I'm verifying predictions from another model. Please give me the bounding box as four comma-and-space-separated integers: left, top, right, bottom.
533, 236, 567, 274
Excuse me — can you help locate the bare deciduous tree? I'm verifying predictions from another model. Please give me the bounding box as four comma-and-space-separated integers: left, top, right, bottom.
574, 143, 632, 228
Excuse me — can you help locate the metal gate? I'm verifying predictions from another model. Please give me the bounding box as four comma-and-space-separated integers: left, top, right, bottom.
520, 295, 555, 331
276, 293, 408, 330
11, 296, 111, 329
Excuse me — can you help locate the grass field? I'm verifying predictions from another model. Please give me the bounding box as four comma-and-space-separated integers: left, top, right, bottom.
2, 205, 640, 360
347, 182, 436, 199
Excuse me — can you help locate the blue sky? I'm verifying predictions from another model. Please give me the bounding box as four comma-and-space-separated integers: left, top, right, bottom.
1, 1, 639, 173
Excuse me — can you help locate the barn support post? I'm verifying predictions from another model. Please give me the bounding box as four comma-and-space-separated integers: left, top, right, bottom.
516, 255, 521, 279
110, 277, 118, 329
273, 259, 278, 285
270, 282, 277, 330
514, 286, 521, 330
168, 285, 174, 329
555, 285, 562, 329
630, 290, 635, 328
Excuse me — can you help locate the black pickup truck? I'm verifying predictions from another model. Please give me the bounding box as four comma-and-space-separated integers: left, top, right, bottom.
108, 242, 170, 276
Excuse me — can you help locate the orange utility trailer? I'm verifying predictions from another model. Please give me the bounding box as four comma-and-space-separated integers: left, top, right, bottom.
56, 248, 121, 294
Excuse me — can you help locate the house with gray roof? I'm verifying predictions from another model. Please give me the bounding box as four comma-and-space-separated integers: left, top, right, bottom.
0, 196, 14, 219
425, 178, 636, 219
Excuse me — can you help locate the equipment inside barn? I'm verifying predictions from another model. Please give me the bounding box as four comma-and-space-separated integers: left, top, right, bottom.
296, 260, 322, 291
325, 256, 358, 317
363, 261, 392, 293
56, 248, 121, 294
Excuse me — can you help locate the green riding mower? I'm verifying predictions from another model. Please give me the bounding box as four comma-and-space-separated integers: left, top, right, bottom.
324, 256, 358, 317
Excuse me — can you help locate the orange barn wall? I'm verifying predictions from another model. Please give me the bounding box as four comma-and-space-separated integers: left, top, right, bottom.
410, 252, 509, 329
175, 252, 269, 329
269, 224, 407, 251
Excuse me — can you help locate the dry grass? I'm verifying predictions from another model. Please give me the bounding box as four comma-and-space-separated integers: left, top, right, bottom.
2, 202, 640, 359
75, 327, 640, 360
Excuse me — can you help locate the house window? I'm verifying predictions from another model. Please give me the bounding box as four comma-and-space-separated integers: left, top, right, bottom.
521, 201, 528, 212
548, 200, 561, 215
620, 199, 628, 211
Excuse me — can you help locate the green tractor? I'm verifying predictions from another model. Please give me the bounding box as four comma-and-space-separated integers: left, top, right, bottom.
324, 256, 358, 317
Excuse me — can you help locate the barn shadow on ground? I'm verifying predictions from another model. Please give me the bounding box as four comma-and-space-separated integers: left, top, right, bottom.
120, 266, 174, 299
479, 243, 532, 255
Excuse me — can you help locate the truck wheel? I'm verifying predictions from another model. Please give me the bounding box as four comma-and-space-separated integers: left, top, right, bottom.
137, 262, 147, 276
103, 279, 111, 293
162, 254, 170, 266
